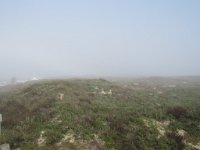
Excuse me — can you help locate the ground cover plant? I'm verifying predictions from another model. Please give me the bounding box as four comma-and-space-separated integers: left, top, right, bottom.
0, 77, 200, 149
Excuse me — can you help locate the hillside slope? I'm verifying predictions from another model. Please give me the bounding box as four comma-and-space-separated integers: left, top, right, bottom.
0, 78, 200, 150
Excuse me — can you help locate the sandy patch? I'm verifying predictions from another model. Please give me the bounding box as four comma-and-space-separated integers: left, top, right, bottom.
143, 119, 170, 138
37, 131, 46, 147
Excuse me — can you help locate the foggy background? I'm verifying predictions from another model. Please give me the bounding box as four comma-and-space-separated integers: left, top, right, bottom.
0, 0, 200, 81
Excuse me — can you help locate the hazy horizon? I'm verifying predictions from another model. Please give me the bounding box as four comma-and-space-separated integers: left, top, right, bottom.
0, 0, 200, 80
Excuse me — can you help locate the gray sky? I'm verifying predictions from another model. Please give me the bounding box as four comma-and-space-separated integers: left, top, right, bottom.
0, 0, 200, 80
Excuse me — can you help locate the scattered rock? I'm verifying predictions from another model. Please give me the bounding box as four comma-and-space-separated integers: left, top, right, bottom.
94, 86, 99, 90
149, 93, 153, 96
143, 119, 170, 138
100, 89, 112, 96
51, 115, 62, 124
187, 142, 200, 150
108, 89, 112, 96
157, 91, 163, 94
100, 89, 107, 95
177, 129, 186, 137
155, 103, 161, 106
57, 93, 64, 100
57, 132, 75, 146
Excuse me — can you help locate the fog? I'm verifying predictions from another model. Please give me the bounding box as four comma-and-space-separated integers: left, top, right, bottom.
0, 0, 200, 80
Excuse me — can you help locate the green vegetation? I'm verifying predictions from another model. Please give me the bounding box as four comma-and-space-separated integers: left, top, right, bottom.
0, 78, 200, 149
